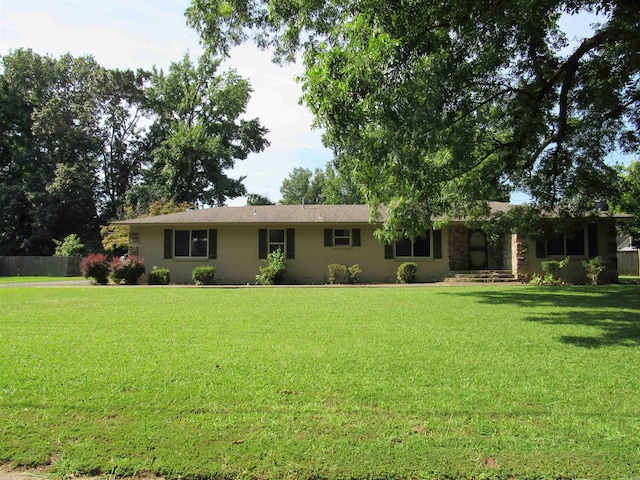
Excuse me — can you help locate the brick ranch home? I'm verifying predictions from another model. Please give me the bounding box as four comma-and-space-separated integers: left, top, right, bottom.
114, 202, 626, 285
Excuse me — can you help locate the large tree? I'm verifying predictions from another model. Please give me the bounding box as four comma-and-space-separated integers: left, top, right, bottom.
0, 50, 103, 254
145, 53, 269, 206
187, 0, 639, 239
279, 167, 326, 204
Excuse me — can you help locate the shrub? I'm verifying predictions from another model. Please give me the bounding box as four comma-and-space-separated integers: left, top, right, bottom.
110, 255, 146, 285
53, 233, 85, 257
192, 265, 216, 285
348, 264, 362, 284
582, 256, 606, 285
397, 262, 418, 284
80, 253, 110, 285
530, 256, 570, 285
256, 249, 287, 285
328, 264, 347, 284
148, 267, 171, 285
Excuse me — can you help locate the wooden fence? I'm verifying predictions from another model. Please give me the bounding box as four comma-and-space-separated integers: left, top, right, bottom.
617, 250, 640, 276
0, 256, 81, 277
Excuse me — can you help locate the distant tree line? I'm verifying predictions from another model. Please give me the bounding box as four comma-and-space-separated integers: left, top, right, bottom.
0, 48, 268, 255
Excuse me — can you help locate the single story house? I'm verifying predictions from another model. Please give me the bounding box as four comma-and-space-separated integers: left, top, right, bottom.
114, 202, 626, 285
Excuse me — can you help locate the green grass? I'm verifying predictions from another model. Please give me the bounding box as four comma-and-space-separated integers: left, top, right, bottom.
1, 285, 639, 479
0, 276, 84, 284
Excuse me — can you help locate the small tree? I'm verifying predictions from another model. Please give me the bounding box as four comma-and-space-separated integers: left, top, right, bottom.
256, 249, 287, 285
582, 256, 606, 285
53, 234, 85, 257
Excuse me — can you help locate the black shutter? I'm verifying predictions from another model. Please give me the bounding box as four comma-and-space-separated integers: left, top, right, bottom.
432, 229, 442, 259
384, 244, 394, 259
588, 223, 598, 258
324, 228, 333, 247
258, 229, 267, 259
352, 228, 361, 247
286, 228, 295, 259
164, 229, 172, 259
208, 229, 217, 259
536, 240, 546, 258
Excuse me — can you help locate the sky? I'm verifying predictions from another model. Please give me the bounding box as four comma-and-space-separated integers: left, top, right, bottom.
0, 0, 333, 205
0, 1, 634, 206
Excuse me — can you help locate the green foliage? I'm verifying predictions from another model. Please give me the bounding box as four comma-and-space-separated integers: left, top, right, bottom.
147, 53, 269, 206
617, 160, 640, 243
347, 263, 362, 284
531, 256, 570, 285
256, 249, 287, 285
397, 262, 417, 284
327, 263, 347, 284
188, 0, 638, 236
279, 167, 326, 205
148, 267, 171, 285
3, 286, 640, 478
582, 256, 606, 285
79, 253, 110, 285
192, 265, 216, 285
109, 255, 146, 285
53, 234, 85, 257
246, 193, 274, 206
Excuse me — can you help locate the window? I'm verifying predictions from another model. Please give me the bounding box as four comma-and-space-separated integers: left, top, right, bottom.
175, 230, 208, 257
395, 235, 431, 257
537, 229, 586, 257
259, 228, 295, 259
334, 229, 351, 246
268, 229, 285, 254
385, 229, 442, 260
324, 228, 361, 247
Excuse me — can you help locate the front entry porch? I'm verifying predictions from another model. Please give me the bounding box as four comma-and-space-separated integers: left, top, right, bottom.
447, 226, 514, 274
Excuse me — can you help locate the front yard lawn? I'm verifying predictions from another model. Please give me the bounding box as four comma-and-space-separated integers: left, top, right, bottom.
1, 285, 638, 479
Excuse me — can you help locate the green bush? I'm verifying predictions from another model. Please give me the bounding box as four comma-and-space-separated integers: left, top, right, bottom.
148, 267, 171, 285
110, 255, 146, 285
53, 233, 85, 257
80, 253, 110, 285
348, 264, 362, 284
397, 262, 418, 284
582, 256, 606, 285
192, 265, 216, 285
256, 249, 287, 285
531, 256, 570, 285
328, 264, 347, 284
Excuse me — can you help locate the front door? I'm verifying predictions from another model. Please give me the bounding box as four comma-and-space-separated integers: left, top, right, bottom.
468, 229, 488, 270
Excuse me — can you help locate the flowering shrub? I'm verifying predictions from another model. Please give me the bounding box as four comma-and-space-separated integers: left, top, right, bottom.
348, 264, 362, 284
110, 255, 145, 285
80, 253, 110, 285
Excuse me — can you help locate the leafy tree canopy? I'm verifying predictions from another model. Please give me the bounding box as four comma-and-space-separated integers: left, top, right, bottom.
187, 0, 639, 240
279, 167, 326, 204
616, 159, 640, 243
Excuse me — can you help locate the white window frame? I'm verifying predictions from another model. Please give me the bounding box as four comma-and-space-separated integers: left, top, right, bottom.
333, 229, 351, 247
268, 229, 286, 254
175, 229, 208, 258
